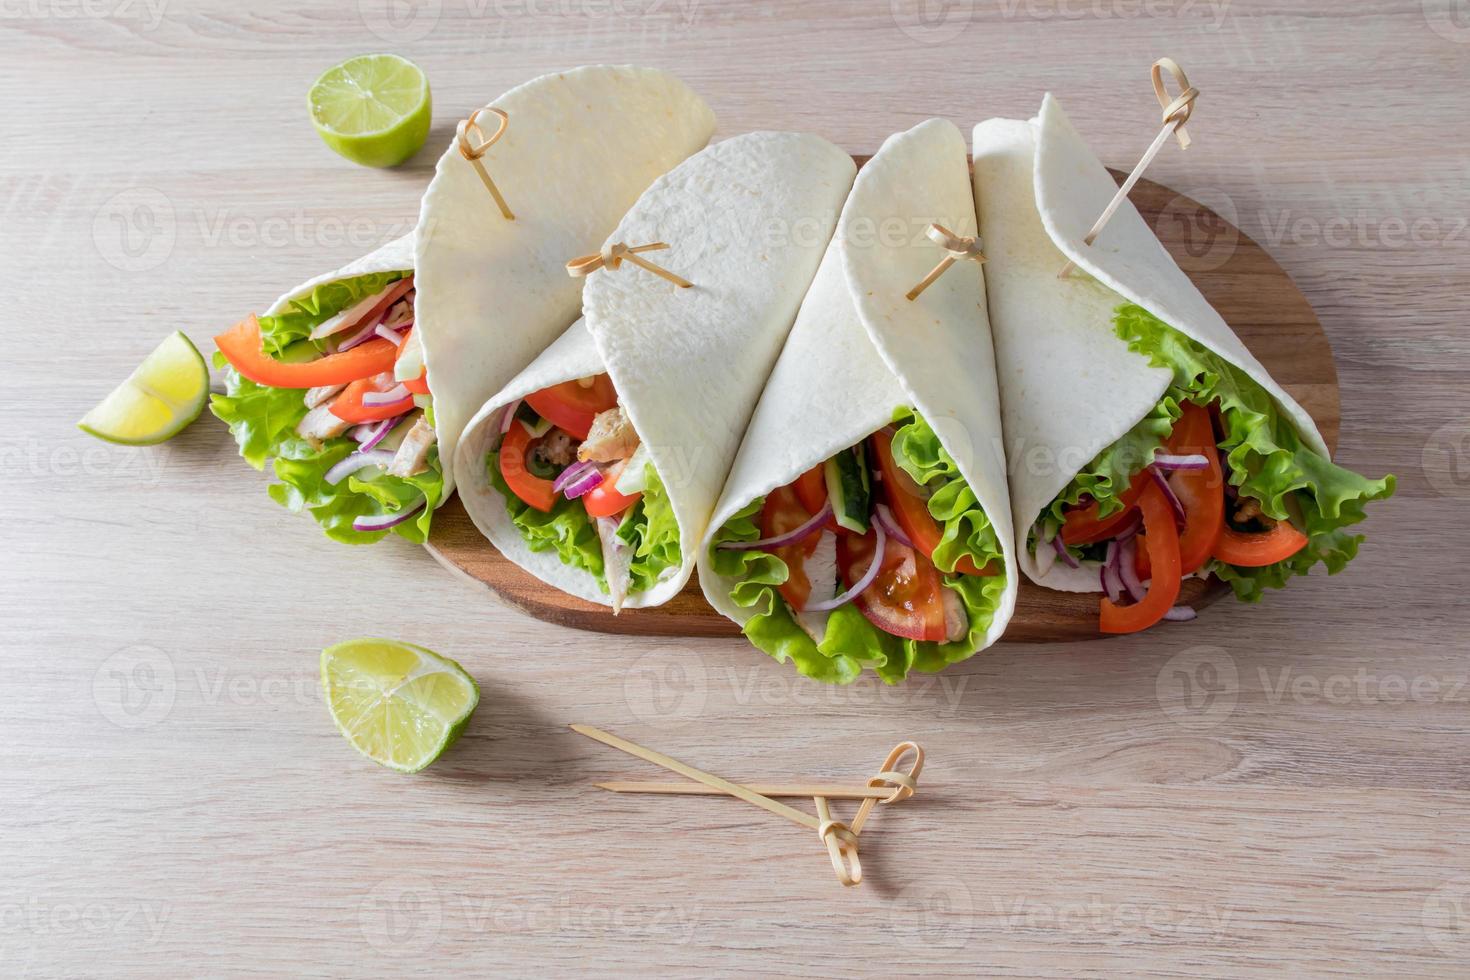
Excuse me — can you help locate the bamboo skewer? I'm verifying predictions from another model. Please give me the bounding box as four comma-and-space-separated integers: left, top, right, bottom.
905, 223, 986, 301
1057, 57, 1199, 279
566, 242, 693, 288
596, 781, 896, 800
456, 107, 515, 221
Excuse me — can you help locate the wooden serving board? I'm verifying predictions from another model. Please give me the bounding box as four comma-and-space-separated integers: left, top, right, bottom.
426, 167, 1340, 642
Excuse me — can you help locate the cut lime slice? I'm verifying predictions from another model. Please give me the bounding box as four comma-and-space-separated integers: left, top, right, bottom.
78, 331, 208, 445
321, 638, 479, 773
309, 54, 431, 168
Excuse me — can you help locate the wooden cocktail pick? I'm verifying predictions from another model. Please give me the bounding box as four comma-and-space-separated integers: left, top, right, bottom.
1057, 57, 1199, 279
566, 242, 693, 288
906, 223, 986, 301
572, 724, 923, 887
456, 106, 515, 221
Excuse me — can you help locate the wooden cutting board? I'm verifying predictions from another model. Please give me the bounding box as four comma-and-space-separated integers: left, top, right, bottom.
425, 166, 1340, 642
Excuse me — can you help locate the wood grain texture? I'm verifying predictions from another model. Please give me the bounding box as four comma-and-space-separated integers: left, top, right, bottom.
5, 2, 1469, 977
426, 170, 1342, 641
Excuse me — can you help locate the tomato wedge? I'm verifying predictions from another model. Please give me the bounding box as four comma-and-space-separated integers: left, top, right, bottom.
837, 528, 946, 642
583, 461, 641, 519
215, 315, 397, 389
330, 374, 414, 423
499, 423, 556, 512
869, 433, 993, 576
1100, 481, 1182, 634
761, 484, 821, 610
1060, 471, 1149, 546
524, 375, 618, 441
1214, 520, 1309, 567
792, 464, 827, 515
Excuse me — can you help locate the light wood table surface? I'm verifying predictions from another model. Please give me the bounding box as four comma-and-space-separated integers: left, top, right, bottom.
5, 1, 1468, 976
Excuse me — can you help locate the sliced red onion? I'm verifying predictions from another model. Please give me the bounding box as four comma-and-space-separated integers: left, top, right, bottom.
1147, 465, 1187, 528
1153, 453, 1208, 471
374, 325, 405, 346
562, 467, 604, 499
499, 399, 522, 435
1111, 509, 1142, 543
553, 460, 597, 494
336, 316, 383, 352
873, 503, 913, 548
1100, 541, 1125, 603
351, 424, 374, 444
325, 449, 396, 486
1163, 605, 1198, 622
353, 497, 426, 532
1050, 529, 1080, 569
362, 383, 411, 407
359, 414, 406, 453
1117, 537, 1146, 603
804, 522, 885, 612
718, 502, 832, 551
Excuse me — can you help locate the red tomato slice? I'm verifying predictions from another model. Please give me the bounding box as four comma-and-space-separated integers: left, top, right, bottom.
582, 461, 641, 519
1214, 520, 1309, 567
1100, 481, 1182, 635
499, 423, 556, 513
869, 432, 993, 576
792, 464, 827, 515
524, 375, 618, 440
837, 528, 946, 642
215, 316, 397, 389
1060, 471, 1150, 546
761, 483, 821, 610
329, 373, 414, 423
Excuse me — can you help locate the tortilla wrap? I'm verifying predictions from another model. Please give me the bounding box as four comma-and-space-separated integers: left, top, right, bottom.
455, 131, 857, 607
264, 234, 416, 318
700, 119, 1017, 663
413, 66, 716, 494
973, 95, 1329, 590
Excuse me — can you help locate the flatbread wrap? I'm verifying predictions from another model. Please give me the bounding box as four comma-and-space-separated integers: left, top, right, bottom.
211, 66, 714, 543
454, 132, 858, 609
701, 119, 1017, 684
972, 96, 1393, 634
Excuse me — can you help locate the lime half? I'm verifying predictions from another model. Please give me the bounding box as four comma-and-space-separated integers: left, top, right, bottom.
78, 331, 208, 445
309, 54, 431, 168
321, 638, 479, 773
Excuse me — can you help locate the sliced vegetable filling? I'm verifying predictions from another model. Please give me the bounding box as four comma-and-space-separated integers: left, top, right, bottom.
211, 271, 444, 544
710, 408, 1008, 685
486, 375, 681, 611
1032, 304, 1395, 634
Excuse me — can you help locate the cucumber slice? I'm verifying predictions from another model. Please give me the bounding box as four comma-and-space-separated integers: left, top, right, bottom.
515, 403, 552, 438
824, 445, 871, 533
615, 443, 652, 494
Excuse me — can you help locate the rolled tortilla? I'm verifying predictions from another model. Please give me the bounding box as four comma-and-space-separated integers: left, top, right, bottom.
413, 65, 716, 494
264, 234, 415, 318
700, 119, 1017, 682
973, 95, 1332, 590
455, 132, 858, 608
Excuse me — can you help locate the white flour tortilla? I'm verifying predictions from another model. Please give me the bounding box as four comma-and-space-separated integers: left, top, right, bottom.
700, 119, 1017, 653
263, 234, 415, 317
973, 95, 1329, 590
414, 66, 716, 495
455, 132, 856, 608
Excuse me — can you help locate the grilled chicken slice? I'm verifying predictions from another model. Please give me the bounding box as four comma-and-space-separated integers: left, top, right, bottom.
387, 416, 436, 478
942, 586, 969, 643
578, 406, 639, 463
595, 516, 633, 614
304, 383, 346, 409
296, 402, 353, 446
535, 429, 578, 467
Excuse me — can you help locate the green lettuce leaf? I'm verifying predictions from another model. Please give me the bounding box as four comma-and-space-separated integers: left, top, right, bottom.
709, 408, 1008, 685
1043, 304, 1394, 600
256, 270, 408, 357
485, 453, 682, 596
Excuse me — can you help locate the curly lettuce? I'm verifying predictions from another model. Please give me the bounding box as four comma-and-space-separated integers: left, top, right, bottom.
1043, 304, 1394, 600
709, 409, 1008, 685
486, 452, 682, 596
209, 269, 441, 544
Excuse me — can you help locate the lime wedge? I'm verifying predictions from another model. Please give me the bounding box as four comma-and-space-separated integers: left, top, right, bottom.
309, 54, 431, 168
321, 638, 479, 773
78, 331, 208, 445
